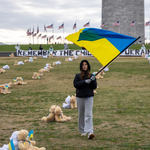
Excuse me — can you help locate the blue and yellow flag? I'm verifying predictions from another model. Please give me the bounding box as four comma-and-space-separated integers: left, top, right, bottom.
66, 28, 138, 66
9, 139, 15, 150
28, 130, 33, 140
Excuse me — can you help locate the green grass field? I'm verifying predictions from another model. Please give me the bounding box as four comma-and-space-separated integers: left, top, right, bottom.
0, 56, 150, 149
0, 43, 150, 52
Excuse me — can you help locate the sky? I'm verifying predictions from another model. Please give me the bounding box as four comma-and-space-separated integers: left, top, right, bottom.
0, 0, 150, 45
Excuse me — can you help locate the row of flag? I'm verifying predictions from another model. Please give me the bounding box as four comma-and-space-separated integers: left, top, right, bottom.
27, 22, 89, 35
101, 21, 150, 27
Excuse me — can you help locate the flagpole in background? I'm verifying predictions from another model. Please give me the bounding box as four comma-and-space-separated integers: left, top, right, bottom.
75, 21, 77, 32
63, 22, 64, 44
53, 23, 54, 44
33, 26, 34, 44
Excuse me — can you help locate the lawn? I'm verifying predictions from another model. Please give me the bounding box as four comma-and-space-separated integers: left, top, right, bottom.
0, 56, 150, 149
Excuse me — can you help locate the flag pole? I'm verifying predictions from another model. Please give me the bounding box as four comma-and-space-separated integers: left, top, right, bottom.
95, 36, 141, 76
63, 22, 64, 44
53, 23, 54, 44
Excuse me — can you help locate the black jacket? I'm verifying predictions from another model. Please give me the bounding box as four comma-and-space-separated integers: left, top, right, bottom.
74, 73, 97, 98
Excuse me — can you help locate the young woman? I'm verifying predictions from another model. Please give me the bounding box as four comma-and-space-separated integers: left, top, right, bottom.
74, 60, 97, 139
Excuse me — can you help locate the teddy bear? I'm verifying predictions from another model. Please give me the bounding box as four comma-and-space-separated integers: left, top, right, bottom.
70, 95, 77, 109
54, 106, 71, 122
5, 82, 13, 88
41, 105, 57, 122
0, 84, 6, 94
24, 59, 29, 62
0, 68, 6, 73
38, 69, 44, 77
14, 61, 18, 66
18, 129, 46, 150
93, 72, 103, 79
9, 53, 14, 57
99, 68, 105, 75
32, 72, 40, 79
49, 54, 53, 57
14, 77, 26, 85
94, 90, 97, 94
33, 57, 37, 60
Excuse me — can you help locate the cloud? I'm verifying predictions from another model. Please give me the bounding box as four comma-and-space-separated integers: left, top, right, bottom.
0, 0, 149, 44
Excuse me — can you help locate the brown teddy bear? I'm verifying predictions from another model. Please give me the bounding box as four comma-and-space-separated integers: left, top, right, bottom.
14, 77, 26, 85
41, 105, 57, 122
32, 72, 40, 79
70, 95, 77, 109
18, 129, 46, 150
0, 68, 6, 73
54, 106, 71, 122
14, 61, 18, 66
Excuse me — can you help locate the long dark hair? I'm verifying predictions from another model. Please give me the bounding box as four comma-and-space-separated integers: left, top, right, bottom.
80, 69, 91, 80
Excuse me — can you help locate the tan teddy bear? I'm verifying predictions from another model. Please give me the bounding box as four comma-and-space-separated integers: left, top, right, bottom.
33, 57, 37, 60
70, 95, 77, 109
24, 59, 29, 62
38, 69, 44, 77
41, 68, 49, 73
32, 72, 40, 79
94, 72, 103, 79
54, 106, 71, 122
14, 61, 18, 66
14, 77, 26, 85
41, 105, 57, 122
0, 68, 6, 73
0, 84, 6, 94
18, 129, 46, 150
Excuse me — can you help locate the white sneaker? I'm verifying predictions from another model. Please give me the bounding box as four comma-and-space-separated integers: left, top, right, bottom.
81, 133, 87, 136
88, 133, 95, 139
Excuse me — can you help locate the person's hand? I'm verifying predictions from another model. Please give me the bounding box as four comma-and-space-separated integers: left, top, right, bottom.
90, 76, 96, 81
85, 79, 91, 84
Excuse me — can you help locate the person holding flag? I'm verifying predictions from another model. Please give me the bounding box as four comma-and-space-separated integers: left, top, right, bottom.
74, 60, 97, 139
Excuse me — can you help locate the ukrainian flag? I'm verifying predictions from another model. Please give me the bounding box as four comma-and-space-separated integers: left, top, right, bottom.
66, 28, 137, 66
8, 139, 15, 150
28, 130, 33, 140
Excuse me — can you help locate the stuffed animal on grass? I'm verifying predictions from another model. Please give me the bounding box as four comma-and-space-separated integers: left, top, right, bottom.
41, 105, 57, 122
38, 69, 44, 77
14, 61, 18, 66
0, 68, 6, 73
18, 129, 46, 150
54, 106, 71, 122
32, 72, 40, 79
33, 57, 37, 60
0, 84, 11, 94
5, 82, 13, 88
99, 68, 105, 75
14, 77, 26, 85
24, 59, 29, 62
70, 95, 77, 109
49, 54, 53, 57
9, 53, 14, 57
93, 72, 103, 79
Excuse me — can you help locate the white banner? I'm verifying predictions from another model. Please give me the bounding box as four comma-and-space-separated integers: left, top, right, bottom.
16, 49, 150, 57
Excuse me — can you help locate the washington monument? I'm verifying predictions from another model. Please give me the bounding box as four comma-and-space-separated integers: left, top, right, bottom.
102, 0, 145, 43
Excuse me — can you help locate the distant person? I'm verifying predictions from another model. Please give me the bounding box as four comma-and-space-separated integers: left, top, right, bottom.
64, 43, 68, 50
141, 44, 146, 50
28, 47, 32, 50
39, 45, 43, 50
15, 44, 20, 50
49, 45, 53, 51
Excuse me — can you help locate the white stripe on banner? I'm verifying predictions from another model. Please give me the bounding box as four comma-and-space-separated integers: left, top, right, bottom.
16, 49, 150, 57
